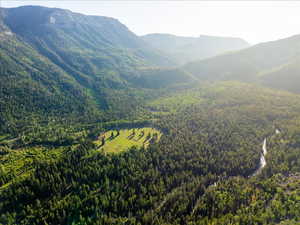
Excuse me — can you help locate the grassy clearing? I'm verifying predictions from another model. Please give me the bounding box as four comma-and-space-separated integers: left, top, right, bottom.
147, 89, 204, 113
94, 127, 162, 154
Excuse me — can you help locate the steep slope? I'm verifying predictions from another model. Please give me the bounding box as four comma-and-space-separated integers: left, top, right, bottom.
3, 6, 173, 67
0, 6, 194, 133
0, 29, 101, 134
184, 34, 300, 93
1, 6, 177, 89
142, 33, 249, 65
260, 59, 300, 93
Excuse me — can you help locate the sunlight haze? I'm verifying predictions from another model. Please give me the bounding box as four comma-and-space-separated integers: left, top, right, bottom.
2, 1, 300, 44
3, 1, 300, 223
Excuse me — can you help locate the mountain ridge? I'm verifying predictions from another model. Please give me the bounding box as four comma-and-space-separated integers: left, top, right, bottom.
142, 33, 250, 65
183, 33, 300, 93
0, 5, 192, 133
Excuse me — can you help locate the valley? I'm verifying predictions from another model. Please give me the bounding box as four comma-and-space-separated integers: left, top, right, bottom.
1, 4, 300, 225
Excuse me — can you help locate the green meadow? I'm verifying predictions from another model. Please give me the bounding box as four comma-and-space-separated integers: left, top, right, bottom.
147, 88, 204, 113
94, 127, 162, 153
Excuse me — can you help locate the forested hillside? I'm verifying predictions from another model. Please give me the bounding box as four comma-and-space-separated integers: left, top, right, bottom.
0, 32, 102, 133
1, 5, 300, 225
142, 33, 249, 65
184, 34, 300, 93
1, 82, 300, 224
0, 6, 193, 134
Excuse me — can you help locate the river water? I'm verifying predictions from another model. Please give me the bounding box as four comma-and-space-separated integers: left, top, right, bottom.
251, 129, 280, 177
251, 138, 267, 176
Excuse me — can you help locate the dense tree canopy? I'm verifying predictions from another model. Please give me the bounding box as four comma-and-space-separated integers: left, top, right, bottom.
1, 82, 300, 224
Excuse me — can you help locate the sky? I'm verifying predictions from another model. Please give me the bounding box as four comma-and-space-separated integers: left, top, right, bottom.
2, 1, 300, 44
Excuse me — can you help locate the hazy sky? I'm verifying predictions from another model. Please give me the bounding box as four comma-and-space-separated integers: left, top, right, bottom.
2, 1, 300, 44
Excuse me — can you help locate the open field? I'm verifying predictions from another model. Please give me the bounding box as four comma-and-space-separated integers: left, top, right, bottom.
94, 127, 162, 153
147, 88, 204, 113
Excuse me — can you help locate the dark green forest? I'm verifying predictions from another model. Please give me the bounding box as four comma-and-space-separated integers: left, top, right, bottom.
1, 5, 300, 225
2, 82, 300, 225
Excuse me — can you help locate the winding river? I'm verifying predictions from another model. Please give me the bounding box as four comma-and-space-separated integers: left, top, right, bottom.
193, 129, 280, 214
251, 138, 267, 176
251, 129, 280, 177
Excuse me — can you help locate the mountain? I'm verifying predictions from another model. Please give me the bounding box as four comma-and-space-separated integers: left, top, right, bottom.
3, 6, 174, 67
184, 34, 300, 93
2, 5, 300, 225
0, 6, 194, 133
142, 33, 250, 65
260, 60, 300, 93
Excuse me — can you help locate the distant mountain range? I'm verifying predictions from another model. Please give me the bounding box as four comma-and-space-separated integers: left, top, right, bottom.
0, 6, 194, 131
3, 6, 300, 225
184, 34, 300, 93
2, 5, 300, 132
142, 33, 250, 65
